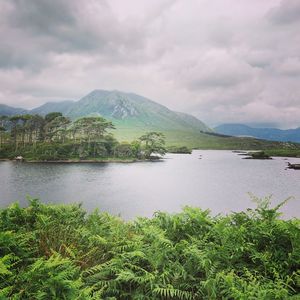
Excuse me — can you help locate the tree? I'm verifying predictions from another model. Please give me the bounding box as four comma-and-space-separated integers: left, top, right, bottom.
130, 140, 142, 158
71, 117, 115, 157
45, 112, 63, 123
44, 112, 64, 142
9, 115, 24, 150
29, 114, 45, 144
19, 114, 34, 146
0, 126, 6, 149
139, 132, 166, 159
0, 116, 8, 149
44, 115, 71, 143
114, 142, 132, 158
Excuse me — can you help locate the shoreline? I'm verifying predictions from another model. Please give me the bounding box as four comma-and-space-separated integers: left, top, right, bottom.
0, 158, 163, 163
27, 159, 142, 163
1, 149, 300, 163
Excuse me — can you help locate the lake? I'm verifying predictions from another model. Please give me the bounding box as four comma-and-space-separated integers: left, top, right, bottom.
0, 150, 299, 219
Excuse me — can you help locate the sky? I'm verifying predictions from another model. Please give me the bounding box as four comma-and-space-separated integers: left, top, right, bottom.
0, 0, 300, 128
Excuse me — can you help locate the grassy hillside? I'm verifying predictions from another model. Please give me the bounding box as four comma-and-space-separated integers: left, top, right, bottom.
112, 125, 300, 150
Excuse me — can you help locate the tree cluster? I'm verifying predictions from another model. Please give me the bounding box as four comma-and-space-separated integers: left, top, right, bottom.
0, 113, 166, 160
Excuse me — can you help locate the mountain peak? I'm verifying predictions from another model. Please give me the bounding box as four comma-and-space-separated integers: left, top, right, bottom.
77, 89, 141, 119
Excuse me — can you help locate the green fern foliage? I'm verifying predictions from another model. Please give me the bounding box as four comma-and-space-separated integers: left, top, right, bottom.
0, 197, 299, 299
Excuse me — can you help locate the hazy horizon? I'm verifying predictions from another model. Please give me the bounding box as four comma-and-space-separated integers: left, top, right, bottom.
1, 0, 300, 128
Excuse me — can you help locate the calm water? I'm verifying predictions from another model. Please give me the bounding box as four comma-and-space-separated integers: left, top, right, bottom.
0, 150, 299, 219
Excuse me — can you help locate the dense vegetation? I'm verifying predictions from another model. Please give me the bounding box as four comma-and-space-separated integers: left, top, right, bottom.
167, 146, 192, 154
244, 151, 272, 159
264, 149, 300, 158
0, 113, 166, 161
0, 198, 299, 299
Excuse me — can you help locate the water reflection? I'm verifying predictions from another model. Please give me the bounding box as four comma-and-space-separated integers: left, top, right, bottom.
0, 151, 299, 219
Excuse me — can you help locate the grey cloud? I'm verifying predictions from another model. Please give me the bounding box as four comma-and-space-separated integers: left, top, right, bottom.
11, 0, 76, 33
8, 0, 112, 51
169, 50, 256, 90
241, 50, 275, 69
275, 57, 300, 76
0, 0, 150, 70
267, 0, 300, 25
1, 0, 300, 128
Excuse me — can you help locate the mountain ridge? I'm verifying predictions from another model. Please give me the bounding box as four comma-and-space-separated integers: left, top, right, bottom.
0, 104, 28, 116
215, 123, 300, 143
30, 100, 75, 115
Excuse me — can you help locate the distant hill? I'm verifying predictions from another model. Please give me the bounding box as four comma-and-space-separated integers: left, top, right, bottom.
215, 124, 300, 143
30, 100, 75, 115
0, 104, 28, 116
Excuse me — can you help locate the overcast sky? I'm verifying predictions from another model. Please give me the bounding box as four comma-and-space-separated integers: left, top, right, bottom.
1, 0, 300, 128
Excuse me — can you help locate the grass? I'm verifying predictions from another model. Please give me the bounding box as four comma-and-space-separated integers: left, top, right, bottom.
113, 125, 300, 151
265, 149, 300, 157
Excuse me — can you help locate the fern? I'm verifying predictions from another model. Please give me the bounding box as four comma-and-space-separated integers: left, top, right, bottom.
0, 197, 299, 299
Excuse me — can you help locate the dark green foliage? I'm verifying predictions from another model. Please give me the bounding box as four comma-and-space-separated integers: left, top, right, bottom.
246, 151, 271, 159
114, 143, 134, 158
167, 146, 192, 154
139, 132, 166, 158
0, 198, 299, 299
45, 112, 63, 123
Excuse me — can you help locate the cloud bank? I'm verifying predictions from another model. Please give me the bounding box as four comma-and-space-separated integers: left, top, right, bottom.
0, 0, 300, 128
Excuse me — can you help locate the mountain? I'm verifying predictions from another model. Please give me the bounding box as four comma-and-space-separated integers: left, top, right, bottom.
30, 100, 75, 115
0, 104, 28, 116
64, 90, 211, 132
215, 124, 300, 143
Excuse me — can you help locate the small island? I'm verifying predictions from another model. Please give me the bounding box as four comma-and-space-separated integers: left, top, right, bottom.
287, 162, 300, 170
243, 151, 272, 160
167, 145, 192, 154
0, 113, 166, 162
